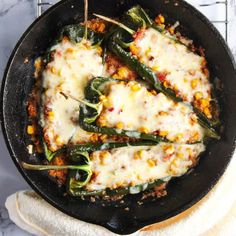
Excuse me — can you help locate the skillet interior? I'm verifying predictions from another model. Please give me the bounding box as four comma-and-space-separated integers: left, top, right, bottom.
1, 0, 236, 234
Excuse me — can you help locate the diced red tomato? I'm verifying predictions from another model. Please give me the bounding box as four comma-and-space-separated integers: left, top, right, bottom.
133, 27, 146, 41
108, 107, 114, 112
157, 72, 168, 82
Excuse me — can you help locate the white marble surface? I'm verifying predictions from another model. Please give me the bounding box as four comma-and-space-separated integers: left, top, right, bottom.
0, 0, 236, 235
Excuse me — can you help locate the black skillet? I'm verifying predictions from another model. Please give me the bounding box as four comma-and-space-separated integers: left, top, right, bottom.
1, 0, 236, 234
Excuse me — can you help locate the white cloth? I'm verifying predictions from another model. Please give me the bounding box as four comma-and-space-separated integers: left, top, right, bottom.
5, 154, 236, 236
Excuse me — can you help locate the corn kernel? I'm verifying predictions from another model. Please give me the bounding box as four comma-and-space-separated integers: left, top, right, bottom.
159, 111, 168, 116
99, 95, 107, 101
169, 27, 175, 35
51, 67, 57, 74
34, 58, 42, 70
137, 174, 142, 181
200, 99, 210, 108
100, 134, 107, 142
191, 79, 198, 89
172, 159, 178, 167
98, 116, 107, 127
155, 14, 165, 24
139, 150, 145, 157
130, 43, 139, 55
48, 111, 54, 120
97, 46, 103, 55
173, 84, 178, 91
99, 121, 106, 127
90, 134, 99, 142
99, 151, 109, 165
103, 100, 112, 108
175, 133, 183, 141
159, 130, 169, 137
134, 152, 140, 160
99, 95, 112, 108
55, 136, 62, 144
116, 181, 123, 188
27, 125, 34, 135
139, 126, 149, 134
204, 107, 212, 118
159, 14, 165, 24
193, 132, 200, 141
117, 67, 129, 79
134, 150, 144, 160
112, 73, 119, 79
116, 122, 124, 129
151, 90, 157, 95
152, 65, 159, 72
177, 152, 184, 159
58, 69, 62, 77
194, 91, 203, 100
147, 159, 156, 167
66, 48, 74, 54
119, 81, 125, 85
100, 151, 109, 159
163, 81, 169, 88
131, 83, 141, 92
163, 144, 174, 154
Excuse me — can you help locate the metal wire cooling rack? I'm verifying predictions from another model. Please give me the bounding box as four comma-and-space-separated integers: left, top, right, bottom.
36, 0, 228, 41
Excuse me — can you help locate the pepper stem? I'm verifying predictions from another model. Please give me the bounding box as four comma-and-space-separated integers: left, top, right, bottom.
60, 92, 102, 112
83, 0, 88, 40
93, 13, 135, 35
22, 162, 91, 171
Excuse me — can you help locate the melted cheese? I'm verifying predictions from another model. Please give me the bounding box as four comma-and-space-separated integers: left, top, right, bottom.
134, 28, 212, 103
87, 143, 205, 191
100, 82, 205, 143
41, 40, 103, 151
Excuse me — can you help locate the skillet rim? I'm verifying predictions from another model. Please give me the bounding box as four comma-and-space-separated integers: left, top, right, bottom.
1, 0, 236, 234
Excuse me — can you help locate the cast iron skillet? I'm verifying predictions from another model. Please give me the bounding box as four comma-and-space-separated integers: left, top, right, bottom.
1, 0, 236, 234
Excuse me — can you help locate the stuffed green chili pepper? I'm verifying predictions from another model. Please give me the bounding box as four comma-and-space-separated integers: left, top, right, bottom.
96, 5, 220, 128
40, 22, 107, 152
23, 141, 205, 197
78, 77, 219, 143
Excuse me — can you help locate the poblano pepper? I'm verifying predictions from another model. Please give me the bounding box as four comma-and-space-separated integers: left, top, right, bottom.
23, 140, 163, 196
103, 5, 220, 130
78, 77, 219, 141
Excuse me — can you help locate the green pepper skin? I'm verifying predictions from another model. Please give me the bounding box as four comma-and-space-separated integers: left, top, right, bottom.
43, 142, 66, 162
68, 178, 166, 197
68, 140, 159, 156
44, 24, 104, 64
122, 5, 185, 45
44, 140, 158, 162
59, 24, 103, 44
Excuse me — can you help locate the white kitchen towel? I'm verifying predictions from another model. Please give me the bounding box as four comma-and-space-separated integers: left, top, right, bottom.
5, 153, 236, 236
